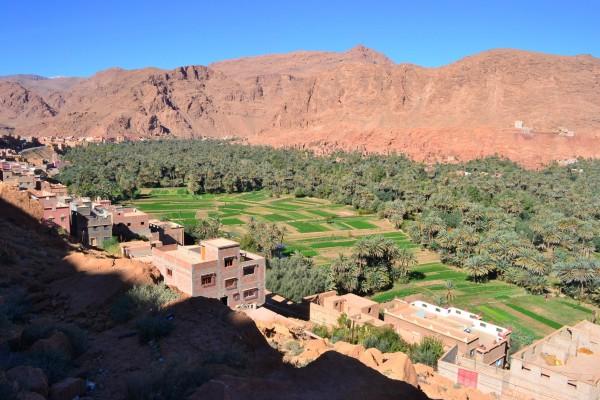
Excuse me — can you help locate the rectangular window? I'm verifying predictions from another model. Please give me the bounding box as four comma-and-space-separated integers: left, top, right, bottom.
243, 265, 256, 276
201, 274, 215, 287
127, 222, 131, 226
225, 278, 238, 290
233, 293, 240, 301
421, 303, 427, 308
480, 322, 487, 328
141, 222, 144, 225
435, 307, 441, 312
243, 288, 258, 300
224, 257, 235, 267
455, 310, 462, 314
167, 268, 173, 277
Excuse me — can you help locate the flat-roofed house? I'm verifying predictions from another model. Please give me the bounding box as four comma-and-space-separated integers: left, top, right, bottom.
152, 238, 265, 308
109, 206, 151, 240
384, 300, 511, 367
40, 181, 69, 196
149, 219, 184, 245
28, 189, 71, 233
70, 198, 113, 247
307, 290, 387, 327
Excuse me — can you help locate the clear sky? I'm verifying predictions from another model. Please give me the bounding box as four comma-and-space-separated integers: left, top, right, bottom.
1, 0, 599, 77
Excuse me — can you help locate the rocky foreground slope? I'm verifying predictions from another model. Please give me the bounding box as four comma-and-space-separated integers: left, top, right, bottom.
0, 185, 429, 400
1, 46, 600, 167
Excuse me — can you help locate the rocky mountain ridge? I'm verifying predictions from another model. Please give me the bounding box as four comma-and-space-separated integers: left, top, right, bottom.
1, 46, 599, 167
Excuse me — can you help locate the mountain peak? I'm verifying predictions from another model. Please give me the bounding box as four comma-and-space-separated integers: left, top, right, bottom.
346, 45, 393, 65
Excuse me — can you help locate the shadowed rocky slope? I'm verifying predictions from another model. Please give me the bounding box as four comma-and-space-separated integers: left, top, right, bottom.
2, 46, 600, 167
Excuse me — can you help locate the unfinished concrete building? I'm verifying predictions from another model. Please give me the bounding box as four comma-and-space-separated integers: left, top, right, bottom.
438, 320, 600, 399
508, 320, 600, 400
149, 219, 184, 245
152, 238, 265, 308
384, 300, 511, 367
307, 291, 386, 327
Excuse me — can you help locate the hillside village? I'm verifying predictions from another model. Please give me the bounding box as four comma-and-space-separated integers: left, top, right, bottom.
2, 141, 600, 400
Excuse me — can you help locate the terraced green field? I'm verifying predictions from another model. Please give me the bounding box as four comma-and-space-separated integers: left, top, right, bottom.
129, 188, 397, 264
371, 262, 594, 338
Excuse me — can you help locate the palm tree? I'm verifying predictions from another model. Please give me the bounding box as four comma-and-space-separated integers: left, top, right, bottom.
329, 254, 360, 293
464, 255, 494, 282
444, 280, 456, 304
554, 258, 600, 299
396, 248, 417, 278
514, 248, 548, 276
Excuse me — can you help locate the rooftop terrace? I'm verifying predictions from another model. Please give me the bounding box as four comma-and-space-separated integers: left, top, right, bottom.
385, 300, 510, 350
513, 320, 600, 384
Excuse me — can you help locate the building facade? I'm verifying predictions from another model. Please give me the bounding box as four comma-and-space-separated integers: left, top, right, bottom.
70, 198, 113, 247
149, 219, 184, 245
110, 206, 151, 240
384, 300, 511, 367
307, 291, 386, 327
152, 238, 265, 308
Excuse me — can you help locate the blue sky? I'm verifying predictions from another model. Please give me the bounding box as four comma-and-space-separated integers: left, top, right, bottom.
1, 0, 598, 77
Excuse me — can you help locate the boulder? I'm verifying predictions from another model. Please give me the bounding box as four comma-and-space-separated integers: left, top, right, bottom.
49, 377, 85, 400
414, 363, 435, 377
380, 352, 418, 386
358, 347, 383, 368
333, 341, 364, 358
31, 331, 74, 360
6, 366, 48, 396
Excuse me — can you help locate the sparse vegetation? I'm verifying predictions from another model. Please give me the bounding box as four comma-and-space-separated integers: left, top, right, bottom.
110, 284, 179, 323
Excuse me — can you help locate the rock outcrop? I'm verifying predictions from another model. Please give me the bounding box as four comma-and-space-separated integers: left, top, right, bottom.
2, 47, 600, 167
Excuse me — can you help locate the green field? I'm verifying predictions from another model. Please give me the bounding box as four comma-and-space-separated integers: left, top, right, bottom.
371, 261, 594, 338
130, 187, 597, 339
130, 188, 394, 264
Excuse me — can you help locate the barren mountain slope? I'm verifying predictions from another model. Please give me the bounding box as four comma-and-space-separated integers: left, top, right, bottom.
1, 46, 599, 167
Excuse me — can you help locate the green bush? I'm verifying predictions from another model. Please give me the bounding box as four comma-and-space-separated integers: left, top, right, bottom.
111, 284, 179, 323
285, 340, 304, 356
409, 336, 444, 367
101, 236, 120, 255
312, 324, 330, 338
136, 315, 174, 343
359, 326, 410, 354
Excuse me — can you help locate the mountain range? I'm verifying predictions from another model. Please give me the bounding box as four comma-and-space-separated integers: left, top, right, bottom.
1, 45, 599, 167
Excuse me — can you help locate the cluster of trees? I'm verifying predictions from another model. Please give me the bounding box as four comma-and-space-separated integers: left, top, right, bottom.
59, 140, 600, 304
315, 314, 444, 367
186, 217, 222, 241
329, 235, 416, 295
239, 218, 286, 259
266, 253, 330, 302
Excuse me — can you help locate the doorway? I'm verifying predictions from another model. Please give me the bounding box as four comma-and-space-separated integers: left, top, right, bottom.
220, 296, 228, 306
